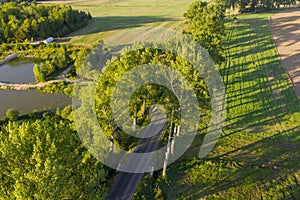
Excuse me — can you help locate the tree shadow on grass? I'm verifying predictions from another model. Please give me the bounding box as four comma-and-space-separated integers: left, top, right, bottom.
205, 125, 300, 198
169, 125, 300, 199
68, 16, 175, 37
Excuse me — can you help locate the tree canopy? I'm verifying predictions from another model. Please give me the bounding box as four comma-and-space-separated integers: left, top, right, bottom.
184, 0, 226, 64
225, 0, 299, 12
85, 46, 210, 149
0, 2, 91, 43
0, 112, 109, 199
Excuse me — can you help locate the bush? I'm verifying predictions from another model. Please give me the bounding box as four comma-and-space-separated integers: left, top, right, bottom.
61, 105, 73, 120
5, 109, 19, 121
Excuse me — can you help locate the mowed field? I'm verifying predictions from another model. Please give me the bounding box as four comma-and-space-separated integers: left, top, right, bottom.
134, 13, 300, 199
40, 0, 194, 45
271, 8, 300, 99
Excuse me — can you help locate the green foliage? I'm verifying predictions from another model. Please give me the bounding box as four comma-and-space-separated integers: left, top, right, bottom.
133, 175, 166, 200
71, 47, 90, 75
141, 12, 300, 199
225, 0, 298, 12
37, 81, 74, 96
184, 0, 226, 64
0, 114, 108, 199
31, 44, 81, 82
33, 64, 46, 82
0, 2, 91, 43
154, 186, 165, 200
52, 45, 69, 69
60, 105, 73, 120
187, 160, 236, 186
5, 109, 19, 121
92, 47, 209, 148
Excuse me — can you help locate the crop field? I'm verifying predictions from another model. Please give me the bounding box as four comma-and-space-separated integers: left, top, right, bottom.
41, 0, 194, 45
141, 13, 300, 199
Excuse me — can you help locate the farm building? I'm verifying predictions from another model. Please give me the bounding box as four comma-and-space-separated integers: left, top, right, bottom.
43, 37, 54, 44
30, 41, 40, 45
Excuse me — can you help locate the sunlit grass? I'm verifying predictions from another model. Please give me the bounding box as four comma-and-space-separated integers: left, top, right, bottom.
41, 0, 193, 45
137, 12, 300, 199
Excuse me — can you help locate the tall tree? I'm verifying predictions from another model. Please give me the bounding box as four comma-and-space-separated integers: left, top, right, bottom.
184, 0, 226, 64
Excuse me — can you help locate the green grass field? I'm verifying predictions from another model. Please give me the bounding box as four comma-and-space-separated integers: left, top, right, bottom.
134, 13, 300, 199
42, 0, 193, 45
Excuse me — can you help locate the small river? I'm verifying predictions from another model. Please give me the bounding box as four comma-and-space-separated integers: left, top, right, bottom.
0, 60, 71, 118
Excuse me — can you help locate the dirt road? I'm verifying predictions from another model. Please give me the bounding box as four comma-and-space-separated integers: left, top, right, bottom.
270, 8, 300, 99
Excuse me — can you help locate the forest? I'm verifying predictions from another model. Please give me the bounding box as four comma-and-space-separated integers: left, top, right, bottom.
226, 0, 300, 12
0, 2, 91, 43
0, 109, 110, 199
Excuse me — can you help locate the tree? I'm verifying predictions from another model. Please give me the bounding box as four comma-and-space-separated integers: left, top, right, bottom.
53, 45, 68, 69
90, 45, 209, 149
60, 105, 73, 120
33, 64, 46, 82
184, 0, 226, 64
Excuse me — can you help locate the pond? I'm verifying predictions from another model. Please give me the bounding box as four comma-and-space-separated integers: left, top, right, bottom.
0, 60, 36, 83
0, 90, 71, 118
0, 60, 72, 118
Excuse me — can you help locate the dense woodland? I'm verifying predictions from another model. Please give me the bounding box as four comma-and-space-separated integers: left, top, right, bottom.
0, 109, 109, 199
226, 0, 300, 12
0, 2, 91, 43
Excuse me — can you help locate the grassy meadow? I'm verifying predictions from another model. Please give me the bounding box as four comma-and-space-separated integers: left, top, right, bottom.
144, 13, 300, 199
42, 0, 194, 45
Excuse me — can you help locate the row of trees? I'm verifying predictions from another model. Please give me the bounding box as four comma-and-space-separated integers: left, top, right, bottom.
225, 0, 300, 12
0, 2, 91, 43
184, 0, 226, 64
87, 45, 210, 149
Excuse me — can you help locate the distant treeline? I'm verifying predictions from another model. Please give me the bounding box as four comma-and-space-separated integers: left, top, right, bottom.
0, 2, 92, 43
226, 0, 300, 12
